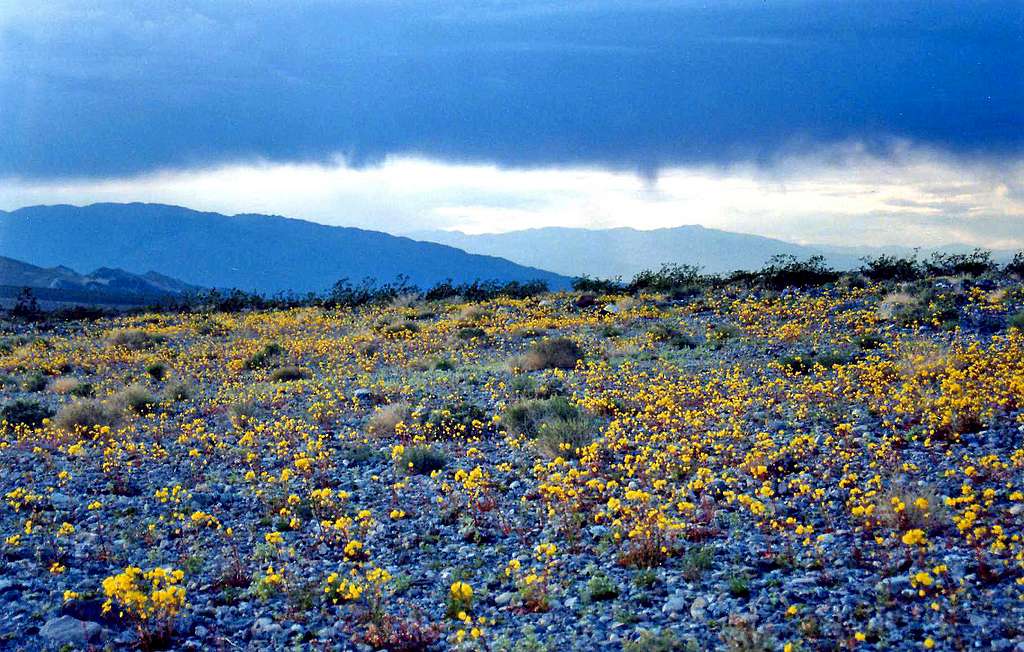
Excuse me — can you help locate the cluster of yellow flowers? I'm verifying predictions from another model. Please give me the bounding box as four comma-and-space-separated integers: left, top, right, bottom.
101, 566, 187, 629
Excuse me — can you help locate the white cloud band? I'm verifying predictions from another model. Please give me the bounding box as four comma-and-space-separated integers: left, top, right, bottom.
2, 143, 1022, 248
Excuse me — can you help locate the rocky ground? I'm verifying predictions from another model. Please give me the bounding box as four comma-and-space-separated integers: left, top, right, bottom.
1, 275, 1023, 651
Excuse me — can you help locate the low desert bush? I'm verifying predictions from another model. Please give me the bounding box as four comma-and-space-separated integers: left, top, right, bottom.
423, 401, 488, 438
228, 401, 260, 424
535, 416, 594, 458
649, 322, 699, 349
873, 483, 946, 533
244, 342, 284, 370
163, 380, 194, 402
49, 376, 86, 395
396, 445, 448, 475
270, 366, 309, 382
109, 328, 165, 350
455, 326, 487, 341
114, 384, 159, 415
513, 337, 583, 371
367, 402, 412, 437
0, 398, 54, 428
53, 399, 120, 431
145, 361, 168, 381
504, 397, 581, 438
21, 371, 48, 393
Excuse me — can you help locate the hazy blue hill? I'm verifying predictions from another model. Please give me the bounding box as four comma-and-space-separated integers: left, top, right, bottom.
411, 226, 870, 278
0, 204, 570, 293
412, 226, 1017, 279
0, 254, 201, 295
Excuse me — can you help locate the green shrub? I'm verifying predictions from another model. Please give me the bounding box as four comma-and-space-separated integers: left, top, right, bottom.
582, 571, 619, 602
854, 334, 886, 350
396, 445, 447, 475
0, 398, 54, 428
778, 351, 853, 374
536, 416, 594, 458
270, 366, 309, 382
145, 361, 168, 381
707, 322, 743, 348
504, 397, 580, 438
412, 356, 454, 372
1008, 311, 1024, 330
423, 401, 488, 438
510, 375, 565, 399
244, 342, 284, 370
758, 255, 839, 290
727, 573, 750, 598
504, 397, 594, 457
53, 400, 120, 432
21, 371, 48, 392
682, 546, 714, 580
456, 326, 487, 341
924, 249, 996, 277
622, 629, 682, 652
649, 323, 698, 349
859, 254, 921, 282
381, 321, 419, 338
628, 263, 703, 293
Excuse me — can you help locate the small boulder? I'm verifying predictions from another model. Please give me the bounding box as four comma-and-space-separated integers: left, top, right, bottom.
40, 616, 101, 646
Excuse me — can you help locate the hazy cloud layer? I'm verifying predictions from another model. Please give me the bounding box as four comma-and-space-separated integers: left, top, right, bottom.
3, 144, 1022, 248
1, 1, 1021, 178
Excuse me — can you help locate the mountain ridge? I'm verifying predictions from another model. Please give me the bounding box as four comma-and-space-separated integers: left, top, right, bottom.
0, 203, 571, 294
411, 226, 1015, 279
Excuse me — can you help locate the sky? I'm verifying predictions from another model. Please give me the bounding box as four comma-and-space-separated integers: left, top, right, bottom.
1, 1, 1022, 246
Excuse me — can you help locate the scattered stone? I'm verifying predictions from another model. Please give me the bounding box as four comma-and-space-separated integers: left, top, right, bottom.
39, 616, 101, 646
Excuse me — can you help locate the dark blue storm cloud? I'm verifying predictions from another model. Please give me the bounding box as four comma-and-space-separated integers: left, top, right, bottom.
1, 1, 1021, 179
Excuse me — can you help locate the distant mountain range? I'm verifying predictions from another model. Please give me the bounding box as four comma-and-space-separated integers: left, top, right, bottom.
2, 204, 1012, 296
412, 226, 1016, 279
0, 204, 571, 294
0, 255, 198, 296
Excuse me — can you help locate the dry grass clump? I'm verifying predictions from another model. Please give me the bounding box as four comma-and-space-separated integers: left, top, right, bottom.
366, 401, 412, 437
876, 291, 918, 321
163, 380, 194, 402
512, 337, 584, 371
112, 384, 159, 415
458, 305, 489, 322
53, 399, 121, 432
896, 338, 951, 379
355, 339, 381, 356
108, 328, 165, 350
228, 401, 260, 425
49, 376, 86, 395
873, 482, 946, 533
